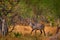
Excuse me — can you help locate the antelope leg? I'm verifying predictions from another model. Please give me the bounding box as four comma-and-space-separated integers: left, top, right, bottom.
40, 30, 42, 35
43, 29, 46, 36
31, 29, 34, 34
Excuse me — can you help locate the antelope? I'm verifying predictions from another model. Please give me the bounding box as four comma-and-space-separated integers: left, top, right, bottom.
29, 19, 46, 36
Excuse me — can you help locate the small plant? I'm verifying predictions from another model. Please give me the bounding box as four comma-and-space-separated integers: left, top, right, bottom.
14, 32, 22, 38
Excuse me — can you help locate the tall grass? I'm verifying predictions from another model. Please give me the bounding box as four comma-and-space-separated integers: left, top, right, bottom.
0, 32, 60, 40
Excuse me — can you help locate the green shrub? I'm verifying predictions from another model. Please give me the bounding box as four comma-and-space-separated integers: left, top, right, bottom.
14, 32, 22, 38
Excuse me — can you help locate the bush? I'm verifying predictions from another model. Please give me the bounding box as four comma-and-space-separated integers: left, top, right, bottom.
14, 32, 22, 38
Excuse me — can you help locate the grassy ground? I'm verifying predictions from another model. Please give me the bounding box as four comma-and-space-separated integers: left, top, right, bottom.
0, 25, 60, 40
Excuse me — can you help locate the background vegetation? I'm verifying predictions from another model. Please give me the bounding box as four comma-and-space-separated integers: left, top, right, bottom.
0, 0, 60, 40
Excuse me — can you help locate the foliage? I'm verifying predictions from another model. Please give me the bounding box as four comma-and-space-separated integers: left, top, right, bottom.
0, 0, 60, 31
14, 32, 22, 38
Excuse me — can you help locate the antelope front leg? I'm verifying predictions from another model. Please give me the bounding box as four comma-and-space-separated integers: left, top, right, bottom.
43, 29, 46, 36
31, 29, 34, 34
35, 29, 37, 35
40, 30, 42, 35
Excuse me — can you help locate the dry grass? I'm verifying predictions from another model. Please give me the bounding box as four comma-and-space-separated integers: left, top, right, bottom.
0, 25, 60, 40
13, 25, 57, 35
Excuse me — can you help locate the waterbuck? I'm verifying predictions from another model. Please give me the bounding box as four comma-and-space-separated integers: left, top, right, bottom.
29, 20, 46, 36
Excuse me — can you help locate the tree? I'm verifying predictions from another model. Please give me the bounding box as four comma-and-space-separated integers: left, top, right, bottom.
0, 0, 20, 36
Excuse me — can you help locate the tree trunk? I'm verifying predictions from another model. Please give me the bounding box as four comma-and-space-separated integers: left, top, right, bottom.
2, 18, 8, 36
0, 18, 2, 35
